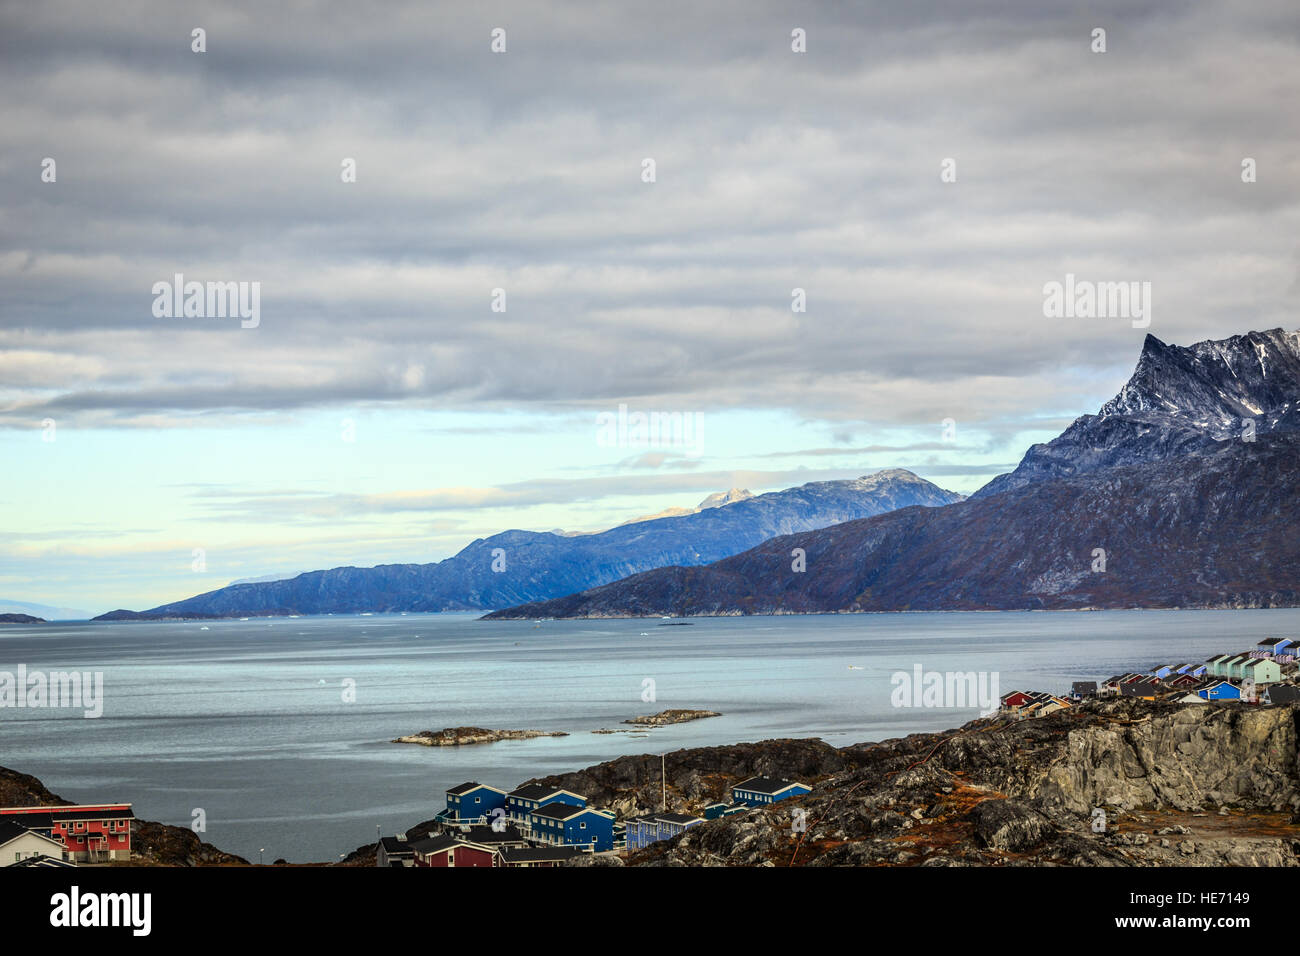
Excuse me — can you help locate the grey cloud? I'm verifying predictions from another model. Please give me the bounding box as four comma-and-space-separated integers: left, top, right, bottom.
1, 0, 1297, 429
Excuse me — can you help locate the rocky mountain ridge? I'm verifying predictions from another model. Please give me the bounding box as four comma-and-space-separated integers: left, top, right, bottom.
975, 328, 1300, 498
488, 329, 1300, 619
94, 469, 961, 620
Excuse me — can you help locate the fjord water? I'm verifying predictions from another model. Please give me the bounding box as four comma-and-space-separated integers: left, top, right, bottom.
2, 609, 1297, 862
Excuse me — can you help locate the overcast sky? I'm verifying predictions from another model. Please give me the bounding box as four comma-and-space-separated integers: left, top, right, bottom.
2, 0, 1297, 613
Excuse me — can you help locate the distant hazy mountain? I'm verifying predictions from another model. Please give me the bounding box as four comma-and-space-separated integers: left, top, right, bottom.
617, 488, 754, 526
0, 599, 91, 621
486, 329, 1300, 619
94, 469, 961, 620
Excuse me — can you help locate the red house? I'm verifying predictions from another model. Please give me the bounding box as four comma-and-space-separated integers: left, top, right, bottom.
0, 804, 135, 862
999, 691, 1034, 712
409, 834, 495, 868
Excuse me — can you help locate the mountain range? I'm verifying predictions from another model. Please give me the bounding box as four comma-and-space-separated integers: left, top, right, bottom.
976, 328, 1300, 499
486, 329, 1300, 618
93, 469, 961, 620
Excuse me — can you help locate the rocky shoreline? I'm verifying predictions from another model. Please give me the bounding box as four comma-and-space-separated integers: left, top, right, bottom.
10, 697, 1297, 867
392, 726, 570, 747
622, 709, 721, 726
483, 698, 1300, 866
622, 698, 1300, 866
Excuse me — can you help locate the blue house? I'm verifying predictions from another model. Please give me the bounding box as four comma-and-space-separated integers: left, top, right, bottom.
1197, 680, 1242, 701
505, 784, 586, 822
1258, 637, 1295, 657
624, 812, 703, 850
731, 776, 812, 807
526, 803, 615, 852
1149, 664, 1175, 678
624, 815, 657, 850
441, 782, 508, 824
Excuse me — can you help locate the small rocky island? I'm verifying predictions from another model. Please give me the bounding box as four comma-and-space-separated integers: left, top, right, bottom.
392, 726, 569, 747
0, 613, 44, 624
622, 709, 721, 726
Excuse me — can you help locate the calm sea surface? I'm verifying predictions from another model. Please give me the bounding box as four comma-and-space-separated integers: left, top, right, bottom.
2, 609, 1297, 862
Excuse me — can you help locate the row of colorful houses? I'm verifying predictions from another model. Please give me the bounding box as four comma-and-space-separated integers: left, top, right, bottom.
1058, 638, 1300, 706
1000, 691, 1072, 718
380, 773, 816, 866
434, 781, 618, 850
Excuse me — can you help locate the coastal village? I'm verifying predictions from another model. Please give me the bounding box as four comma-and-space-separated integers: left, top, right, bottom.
375, 774, 813, 867
3, 638, 1297, 869
1003, 636, 1300, 718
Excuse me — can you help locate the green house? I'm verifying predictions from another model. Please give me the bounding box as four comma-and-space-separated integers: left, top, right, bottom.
1242, 658, 1283, 685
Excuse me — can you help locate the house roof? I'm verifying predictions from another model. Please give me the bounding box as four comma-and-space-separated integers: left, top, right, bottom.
732, 776, 808, 796
6, 854, 75, 868
408, 834, 460, 855
1258, 637, 1292, 647
1267, 684, 1300, 703
446, 781, 505, 797
0, 819, 64, 850
508, 784, 579, 801
653, 813, 703, 826
3, 811, 53, 829
0, 805, 134, 825
378, 837, 413, 855
496, 846, 587, 864
463, 824, 526, 845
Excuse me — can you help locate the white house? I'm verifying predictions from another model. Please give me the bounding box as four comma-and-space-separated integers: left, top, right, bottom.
0, 819, 68, 865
